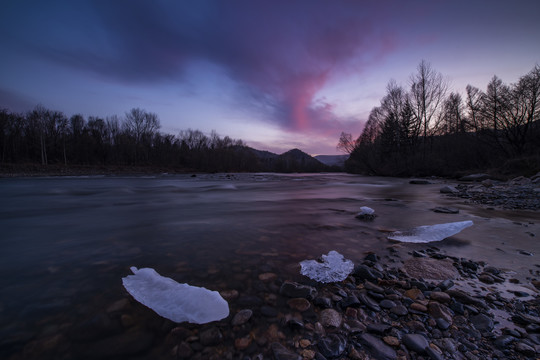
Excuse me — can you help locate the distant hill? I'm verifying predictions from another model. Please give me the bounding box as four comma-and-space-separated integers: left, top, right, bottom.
241, 147, 329, 172
314, 155, 348, 168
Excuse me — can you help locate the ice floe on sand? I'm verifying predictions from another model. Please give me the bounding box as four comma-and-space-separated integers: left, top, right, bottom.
122, 267, 229, 324
387, 220, 473, 243
300, 250, 354, 283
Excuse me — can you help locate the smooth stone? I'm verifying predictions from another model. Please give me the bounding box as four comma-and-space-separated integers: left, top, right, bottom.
432, 207, 459, 214
428, 302, 453, 324
446, 290, 487, 309
436, 318, 450, 330
440, 185, 458, 194
516, 342, 536, 356
364, 281, 385, 293
271, 343, 302, 360
317, 334, 347, 359
287, 298, 311, 312
437, 279, 454, 291
383, 336, 400, 347
479, 274, 495, 284
402, 333, 429, 354
390, 305, 408, 316
410, 303, 428, 312
199, 327, 223, 346
425, 346, 445, 360
470, 314, 494, 332
280, 281, 317, 300
359, 333, 397, 360
319, 308, 342, 328
353, 265, 383, 282
367, 323, 391, 335
231, 309, 253, 326
404, 288, 424, 301
430, 292, 451, 304
404, 258, 458, 280
340, 295, 361, 308
358, 293, 381, 312
314, 297, 332, 309
380, 299, 396, 309
286, 319, 305, 330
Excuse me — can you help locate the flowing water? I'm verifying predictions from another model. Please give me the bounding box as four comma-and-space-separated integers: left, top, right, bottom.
0, 173, 539, 358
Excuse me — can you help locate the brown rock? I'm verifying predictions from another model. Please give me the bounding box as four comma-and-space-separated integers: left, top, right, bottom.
234, 335, 252, 350
299, 339, 311, 348
106, 298, 130, 313
403, 258, 458, 280
404, 288, 424, 300
429, 302, 453, 324
345, 307, 358, 318
301, 349, 316, 359
259, 272, 277, 282
231, 309, 253, 326
383, 336, 400, 347
176, 342, 193, 359
319, 308, 342, 328
430, 291, 451, 304
409, 303, 428, 312
220, 289, 239, 300
287, 298, 311, 312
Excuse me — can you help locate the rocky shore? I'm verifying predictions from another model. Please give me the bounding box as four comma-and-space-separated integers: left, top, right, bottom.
13, 246, 540, 360
441, 173, 540, 211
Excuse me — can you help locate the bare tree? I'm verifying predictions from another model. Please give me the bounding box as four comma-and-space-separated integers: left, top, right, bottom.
124, 108, 161, 143
336, 132, 356, 154
409, 60, 448, 155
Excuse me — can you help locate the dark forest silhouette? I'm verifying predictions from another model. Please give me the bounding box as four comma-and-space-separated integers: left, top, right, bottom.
0, 107, 329, 173
340, 62, 540, 177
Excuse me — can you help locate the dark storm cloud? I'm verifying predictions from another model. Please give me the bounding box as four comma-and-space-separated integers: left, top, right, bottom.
3, 0, 414, 130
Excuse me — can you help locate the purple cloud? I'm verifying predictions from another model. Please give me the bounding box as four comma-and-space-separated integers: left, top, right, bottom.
6, 0, 403, 131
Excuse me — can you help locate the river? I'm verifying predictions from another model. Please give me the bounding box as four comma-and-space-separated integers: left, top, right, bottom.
0, 173, 538, 358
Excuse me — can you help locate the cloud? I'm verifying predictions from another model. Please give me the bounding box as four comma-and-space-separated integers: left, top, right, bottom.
7, 0, 399, 131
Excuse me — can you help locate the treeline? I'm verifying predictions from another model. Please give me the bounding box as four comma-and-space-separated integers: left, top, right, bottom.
341, 61, 540, 177
0, 106, 329, 173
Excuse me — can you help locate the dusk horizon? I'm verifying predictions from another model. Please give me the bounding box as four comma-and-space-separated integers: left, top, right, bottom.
1, 0, 539, 155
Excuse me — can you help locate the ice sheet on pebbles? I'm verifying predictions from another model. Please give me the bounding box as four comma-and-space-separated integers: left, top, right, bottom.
387, 220, 473, 243
300, 251, 354, 283
122, 267, 229, 324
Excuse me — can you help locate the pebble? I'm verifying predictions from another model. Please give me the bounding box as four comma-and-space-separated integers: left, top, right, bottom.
271, 343, 302, 360
258, 272, 277, 282
383, 336, 400, 347
280, 281, 317, 299
231, 309, 253, 326
410, 303, 428, 312
287, 298, 311, 312
317, 334, 347, 358
390, 305, 408, 316
430, 292, 451, 303
402, 333, 429, 354
319, 308, 342, 328
359, 333, 397, 360
199, 327, 222, 346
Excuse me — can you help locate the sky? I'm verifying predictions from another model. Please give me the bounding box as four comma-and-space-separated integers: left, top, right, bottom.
1, 0, 539, 155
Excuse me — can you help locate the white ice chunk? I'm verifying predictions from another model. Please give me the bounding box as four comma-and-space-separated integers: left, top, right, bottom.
122, 267, 229, 324
300, 251, 354, 283
359, 206, 375, 215
387, 220, 473, 243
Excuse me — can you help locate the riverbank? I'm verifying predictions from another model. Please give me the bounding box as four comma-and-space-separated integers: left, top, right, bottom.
0, 163, 195, 178
10, 245, 540, 360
